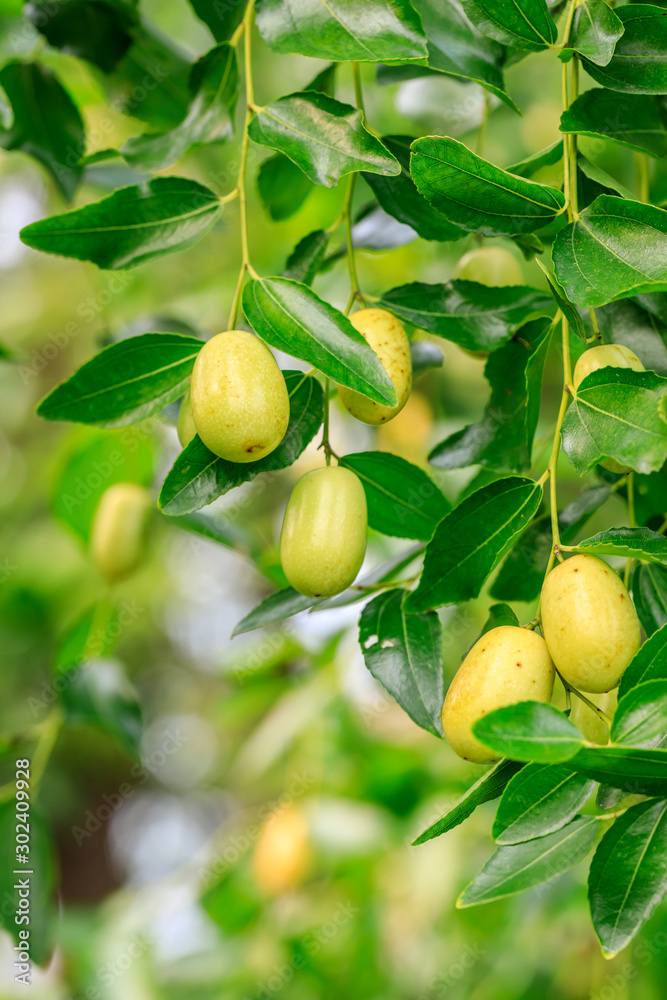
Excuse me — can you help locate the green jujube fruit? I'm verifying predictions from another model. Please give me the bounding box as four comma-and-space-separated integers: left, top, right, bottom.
453, 246, 524, 287
569, 689, 618, 745
280, 466, 367, 598
540, 555, 641, 693
442, 626, 555, 764
338, 309, 412, 425
177, 391, 197, 448
90, 482, 151, 581
190, 330, 290, 463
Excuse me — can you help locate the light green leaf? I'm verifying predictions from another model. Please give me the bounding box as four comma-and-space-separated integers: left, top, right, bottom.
574, 526, 667, 564
473, 702, 585, 764
493, 763, 595, 844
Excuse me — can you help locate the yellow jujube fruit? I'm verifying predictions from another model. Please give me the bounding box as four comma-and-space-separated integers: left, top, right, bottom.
540, 555, 641, 693
338, 309, 412, 424
190, 330, 289, 463
90, 482, 151, 581
280, 466, 367, 598
252, 805, 311, 896
442, 626, 555, 764
453, 247, 524, 287
177, 391, 197, 448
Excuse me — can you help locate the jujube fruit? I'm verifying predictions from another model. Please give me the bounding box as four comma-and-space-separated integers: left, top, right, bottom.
569, 690, 618, 745
540, 554, 640, 693
90, 482, 151, 581
453, 246, 524, 287
442, 626, 555, 764
280, 466, 367, 598
190, 330, 289, 463
177, 391, 197, 448
338, 308, 412, 425
252, 805, 311, 896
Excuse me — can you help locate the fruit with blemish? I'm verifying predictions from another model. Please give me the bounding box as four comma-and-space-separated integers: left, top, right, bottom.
338, 308, 411, 424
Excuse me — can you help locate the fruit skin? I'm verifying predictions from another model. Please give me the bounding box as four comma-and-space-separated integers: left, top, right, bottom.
252, 805, 311, 895
540, 555, 641, 694
572, 344, 644, 473
453, 246, 524, 287
570, 690, 618, 745
442, 626, 555, 764
177, 391, 197, 448
280, 466, 367, 598
338, 309, 411, 425
190, 330, 289, 463
90, 482, 151, 581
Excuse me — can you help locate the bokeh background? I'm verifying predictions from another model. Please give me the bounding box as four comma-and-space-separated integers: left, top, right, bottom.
0, 0, 666, 996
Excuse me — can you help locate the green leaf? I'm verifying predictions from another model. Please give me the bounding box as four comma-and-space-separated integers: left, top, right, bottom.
473, 702, 585, 764
380, 281, 553, 354
611, 680, 667, 745
159, 372, 323, 515
25, 0, 136, 72
232, 588, 318, 636
574, 526, 667, 564
561, 90, 667, 160
506, 140, 564, 178
257, 153, 313, 221
283, 230, 330, 286
121, 43, 238, 171
561, 369, 667, 475
633, 562, 667, 637
363, 135, 464, 242
493, 763, 595, 845
339, 452, 450, 540
54, 603, 119, 673
255, 0, 428, 62
0, 802, 56, 966
61, 660, 143, 755
411, 339, 444, 376
589, 799, 667, 958
312, 544, 425, 612
534, 259, 588, 341
577, 154, 635, 204
37, 332, 202, 427
480, 603, 520, 635
414, 759, 523, 845
552, 196, 667, 308
20, 177, 221, 270
460, 0, 557, 51
491, 485, 611, 603
570, 0, 625, 66
458, 817, 598, 907
407, 477, 542, 612
359, 588, 444, 737
0, 61, 85, 200
187, 0, 248, 41
429, 317, 552, 473
410, 136, 565, 237
567, 746, 667, 796
242, 278, 396, 405
248, 92, 399, 188
581, 6, 667, 95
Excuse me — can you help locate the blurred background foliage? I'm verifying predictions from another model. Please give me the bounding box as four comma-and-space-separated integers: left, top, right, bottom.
0, 0, 666, 996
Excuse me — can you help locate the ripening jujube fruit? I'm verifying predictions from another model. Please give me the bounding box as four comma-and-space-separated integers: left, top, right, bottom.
453, 246, 524, 287
252, 805, 311, 896
540, 555, 641, 693
442, 626, 555, 764
569, 690, 618, 745
338, 308, 412, 425
280, 466, 367, 598
190, 330, 289, 463
90, 482, 151, 581
177, 391, 197, 448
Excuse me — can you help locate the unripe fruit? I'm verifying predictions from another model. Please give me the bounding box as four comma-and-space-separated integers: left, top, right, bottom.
572, 345, 644, 473
280, 466, 367, 598
540, 555, 641, 693
252, 805, 311, 895
570, 690, 618, 745
90, 482, 151, 581
177, 391, 197, 448
442, 626, 555, 764
190, 330, 289, 463
338, 309, 411, 425
453, 246, 524, 287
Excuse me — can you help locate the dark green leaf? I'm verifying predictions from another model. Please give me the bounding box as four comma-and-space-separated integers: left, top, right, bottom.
20, 177, 221, 270
410, 136, 565, 237
507, 140, 564, 178
473, 702, 585, 763
577, 154, 634, 203
242, 278, 396, 405
255, 0, 428, 62
0, 61, 84, 200
582, 6, 667, 94
0, 802, 56, 965
633, 562, 667, 637
232, 588, 318, 636
535, 259, 588, 341
589, 799, 667, 957
61, 660, 143, 755
380, 281, 553, 353
570, 0, 625, 66
159, 372, 323, 515
553, 196, 667, 308
561, 90, 667, 160
429, 317, 552, 473
407, 477, 542, 612
121, 43, 238, 171
458, 817, 598, 907
25, 0, 136, 72
411, 339, 444, 376
567, 745, 667, 796
493, 763, 595, 844
248, 92, 399, 187
480, 603, 520, 635
257, 153, 313, 221
283, 230, 330, 286
37, 332, 202, 427
359, 588, 444, 737
340, 452, 450, 540
187, 0, 248, 41
561, 369, 667, 475
574, 525, 667, 563
611, 680, 667, 745
461, 0, 557, 51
